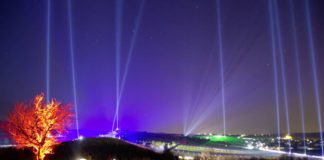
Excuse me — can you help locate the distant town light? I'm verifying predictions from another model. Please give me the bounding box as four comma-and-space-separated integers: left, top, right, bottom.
78, 135, 84, 140
183, 156, 194, 160
283, 135, 292, 140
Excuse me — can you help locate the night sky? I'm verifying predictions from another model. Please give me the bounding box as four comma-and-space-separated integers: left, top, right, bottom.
0, 0, 324, 135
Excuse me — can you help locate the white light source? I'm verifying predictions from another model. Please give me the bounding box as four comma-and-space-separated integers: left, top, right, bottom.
246, 144, 254, 150
183, 156, 194, 160
78, 135, 84, 140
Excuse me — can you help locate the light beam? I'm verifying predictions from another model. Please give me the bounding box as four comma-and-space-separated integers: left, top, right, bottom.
112, 0, 124, 131
289, 0, 306, 154
216, 0, 226, 136
267, 0, 281, 150
118, 0, 145, 103
46, 0, 51, 102
273, 0, 292, 152
304, 0, 323, 156
67, 0, 80, 138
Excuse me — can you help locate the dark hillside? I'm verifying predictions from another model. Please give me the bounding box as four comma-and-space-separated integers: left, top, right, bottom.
0, 137, 178, 160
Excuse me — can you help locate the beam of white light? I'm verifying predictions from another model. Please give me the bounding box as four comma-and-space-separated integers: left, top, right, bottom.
113, 0, 146, 132
118, 0, 145, 102
46, 0, 51, 102
216, 0, 226, 136
273, 0, 291, 152
67, 0, 80, 138
304, 0, 323, 156
288, 0, 306, 154
112, 0, 124, 131
267, 0, 281, 149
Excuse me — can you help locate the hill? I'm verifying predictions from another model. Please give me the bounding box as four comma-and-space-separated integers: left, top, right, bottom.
0, 137, 178, 160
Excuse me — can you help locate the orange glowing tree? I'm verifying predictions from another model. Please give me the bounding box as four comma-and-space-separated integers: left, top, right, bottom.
3, 93, 73, 160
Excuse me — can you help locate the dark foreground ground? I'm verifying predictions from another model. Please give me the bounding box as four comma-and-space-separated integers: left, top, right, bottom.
0, 137, 178, 160
0, 137, 313, 160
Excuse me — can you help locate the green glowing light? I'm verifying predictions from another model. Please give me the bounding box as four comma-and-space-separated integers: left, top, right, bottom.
194, 135, 243, 144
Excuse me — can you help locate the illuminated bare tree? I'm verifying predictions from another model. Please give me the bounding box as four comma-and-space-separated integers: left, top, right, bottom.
3, 93, 73, 160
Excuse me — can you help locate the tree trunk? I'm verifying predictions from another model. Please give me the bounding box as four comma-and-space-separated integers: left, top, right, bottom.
37, 150, 40, 160
36, 146, 42, 160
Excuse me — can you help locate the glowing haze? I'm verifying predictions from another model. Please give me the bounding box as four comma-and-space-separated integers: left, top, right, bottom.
0, 0, 323, 135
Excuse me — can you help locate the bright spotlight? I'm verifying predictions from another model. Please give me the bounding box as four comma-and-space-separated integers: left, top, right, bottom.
78, 135, 84, 140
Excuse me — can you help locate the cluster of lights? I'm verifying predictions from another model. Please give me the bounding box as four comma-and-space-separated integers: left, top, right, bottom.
245, 141, 266, 150
263, 149, 324, 160
178, 156, 194, 160
74, 133, 323, 159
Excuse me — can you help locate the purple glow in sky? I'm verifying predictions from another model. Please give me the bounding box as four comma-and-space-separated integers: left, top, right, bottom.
0, 0, 324, 135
